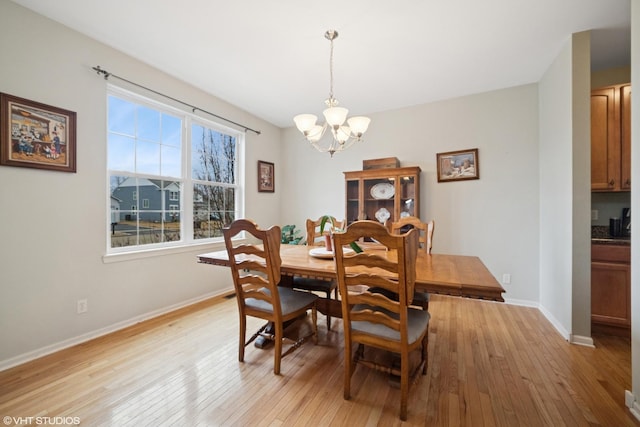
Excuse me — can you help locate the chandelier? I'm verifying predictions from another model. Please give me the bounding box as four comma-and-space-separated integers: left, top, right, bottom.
293, 30, 371, 157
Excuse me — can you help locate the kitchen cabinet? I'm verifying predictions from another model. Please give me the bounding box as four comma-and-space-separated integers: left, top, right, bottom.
591, 243, 630, 334
591, 83, 631, 191
344, 166, 421, 226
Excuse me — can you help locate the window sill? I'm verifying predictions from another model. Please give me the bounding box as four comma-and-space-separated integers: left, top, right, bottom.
102, 240, 225, 264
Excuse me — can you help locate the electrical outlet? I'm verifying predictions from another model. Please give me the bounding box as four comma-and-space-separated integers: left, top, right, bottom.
502, 274, 511, 284
591, 210, 599, 221
77, 299, 88, 314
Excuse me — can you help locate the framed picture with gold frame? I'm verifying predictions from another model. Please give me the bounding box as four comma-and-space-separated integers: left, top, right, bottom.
436, 148, 479, 182
0, 93, 76, 173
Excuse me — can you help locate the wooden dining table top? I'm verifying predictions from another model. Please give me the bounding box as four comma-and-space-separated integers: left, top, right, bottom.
197, 243, 505, 302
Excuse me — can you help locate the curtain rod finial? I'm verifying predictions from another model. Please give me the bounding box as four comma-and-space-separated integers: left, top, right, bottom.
93, 65, 110, 80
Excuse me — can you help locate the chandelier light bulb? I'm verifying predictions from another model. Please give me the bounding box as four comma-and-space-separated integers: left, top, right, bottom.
307, 125, 324, 142
323, 106, 349, 128
336, 125, 351, 143
293, 114, 317, 133
347, 116, 371, 138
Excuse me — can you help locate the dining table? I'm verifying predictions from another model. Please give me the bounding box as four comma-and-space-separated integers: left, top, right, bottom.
197, 243, 505, 319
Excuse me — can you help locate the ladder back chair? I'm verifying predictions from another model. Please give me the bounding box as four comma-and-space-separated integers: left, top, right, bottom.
291, 216, 345, 330
223, 219, 318, 375
385, 216, 435, 310
333, 220, 430, 421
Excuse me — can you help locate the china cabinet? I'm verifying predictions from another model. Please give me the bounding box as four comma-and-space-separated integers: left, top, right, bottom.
344, 166, 421, 226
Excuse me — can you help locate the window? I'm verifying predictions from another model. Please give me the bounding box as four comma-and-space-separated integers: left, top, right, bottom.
191, 123, 238, 240
107, 86, 243, 253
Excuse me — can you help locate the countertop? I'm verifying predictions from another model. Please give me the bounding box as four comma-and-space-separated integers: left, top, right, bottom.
592, 225, 631, 246
591, 237, 630, 246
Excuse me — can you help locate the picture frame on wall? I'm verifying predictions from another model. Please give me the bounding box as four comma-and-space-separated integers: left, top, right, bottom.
258, 160, 275, 192
436, 148, 479, 183
0, 93, 77, 173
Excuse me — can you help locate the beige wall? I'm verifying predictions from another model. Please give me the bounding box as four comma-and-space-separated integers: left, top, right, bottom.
282, 84, 541, 305
592, 65, 631, 88
0, 1, 282, 368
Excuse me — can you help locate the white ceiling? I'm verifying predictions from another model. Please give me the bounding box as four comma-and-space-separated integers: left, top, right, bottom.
11, 0, 631, 128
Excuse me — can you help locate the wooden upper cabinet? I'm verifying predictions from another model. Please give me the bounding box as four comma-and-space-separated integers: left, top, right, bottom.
591, 84, 631, 192
620, 84, 631, 190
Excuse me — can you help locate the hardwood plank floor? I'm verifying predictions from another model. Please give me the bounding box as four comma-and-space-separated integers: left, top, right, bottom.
0, 294, 637, 426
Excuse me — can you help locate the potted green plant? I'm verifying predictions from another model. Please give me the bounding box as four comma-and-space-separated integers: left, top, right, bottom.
281, 224, 304, 245
319, 215, 362, 253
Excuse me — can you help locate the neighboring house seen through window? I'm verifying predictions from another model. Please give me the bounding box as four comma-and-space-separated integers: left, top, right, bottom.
107, 86, 243, 253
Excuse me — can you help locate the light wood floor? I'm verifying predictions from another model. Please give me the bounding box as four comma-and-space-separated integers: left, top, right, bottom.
0, 294, 638, 426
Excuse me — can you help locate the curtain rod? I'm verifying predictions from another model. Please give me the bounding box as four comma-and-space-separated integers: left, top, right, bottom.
92, 66, 261, 135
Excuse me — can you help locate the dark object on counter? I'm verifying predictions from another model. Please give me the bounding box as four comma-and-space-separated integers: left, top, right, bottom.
610, 217, 622, 237
621, 207, 631, 237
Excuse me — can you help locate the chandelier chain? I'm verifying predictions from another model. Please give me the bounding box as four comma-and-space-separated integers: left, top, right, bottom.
328, 35, 334, 102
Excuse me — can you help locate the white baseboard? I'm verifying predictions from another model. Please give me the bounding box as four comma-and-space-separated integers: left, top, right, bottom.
569, 334, 595, 347
626, 390, 640, 421
504, 298, 539, 308
536, 304, 571, 341
0, 291, 224, 372
489, 299, 594, 346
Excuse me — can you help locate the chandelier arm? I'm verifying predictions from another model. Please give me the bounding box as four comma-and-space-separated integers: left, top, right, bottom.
310, 142, 326, 153
333, 140, 350, 153
304, 123, 328, 142
338, 137, 360, 152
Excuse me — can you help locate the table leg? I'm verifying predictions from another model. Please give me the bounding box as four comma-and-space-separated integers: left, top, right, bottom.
254, 319, 299, 349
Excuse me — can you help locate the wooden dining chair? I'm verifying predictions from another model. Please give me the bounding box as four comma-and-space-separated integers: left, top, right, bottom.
333, 220, 430, 421
290, 216, 345, 330
385, 216, 434, 310
223, 219, 318, 375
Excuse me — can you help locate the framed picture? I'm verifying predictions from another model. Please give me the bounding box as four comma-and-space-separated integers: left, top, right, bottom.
258, 160, 275, 192
436, 148, 479, 182
0, 93, 76, 173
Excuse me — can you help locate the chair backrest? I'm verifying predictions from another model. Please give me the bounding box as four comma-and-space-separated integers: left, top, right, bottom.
333, 220, 419, 342
306, 216, 346, 246
387, 217, 434, 254
223, 219, 283, 317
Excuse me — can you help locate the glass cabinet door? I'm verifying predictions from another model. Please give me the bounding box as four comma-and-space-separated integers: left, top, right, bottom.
399, 174, 417, 218
363, 177, 395, 224
345, 179, 360, 225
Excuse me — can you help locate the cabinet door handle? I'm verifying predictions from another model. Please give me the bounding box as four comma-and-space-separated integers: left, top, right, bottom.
625, 179, 631, 186
609, 179, 615, 186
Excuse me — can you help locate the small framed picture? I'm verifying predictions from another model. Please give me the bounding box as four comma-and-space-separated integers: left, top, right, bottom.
258, 160, 274, 192
0, 93, 77, 173
436, 148, 479, 182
